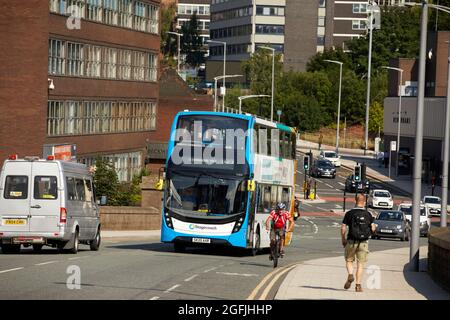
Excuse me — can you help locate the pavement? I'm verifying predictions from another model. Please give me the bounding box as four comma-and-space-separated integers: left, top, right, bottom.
276, 246, 450, 300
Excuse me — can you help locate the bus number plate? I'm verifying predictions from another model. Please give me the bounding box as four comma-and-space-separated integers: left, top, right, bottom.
192, 238, 211, 244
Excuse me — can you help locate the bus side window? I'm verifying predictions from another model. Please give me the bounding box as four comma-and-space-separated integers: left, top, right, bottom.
263, 186, 271, 213
271, 129, 279, 158
282, 187, 290, 208
259, 127, 268, 155
270, 185, 277, 211
291, 132, 297, 159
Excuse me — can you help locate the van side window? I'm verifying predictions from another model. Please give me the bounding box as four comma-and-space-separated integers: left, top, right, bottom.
34, 176, 58, 200
66, 177, 77, 200
84, 179, 94, 203
75, 179, 86, 201
4, 176, 28, 199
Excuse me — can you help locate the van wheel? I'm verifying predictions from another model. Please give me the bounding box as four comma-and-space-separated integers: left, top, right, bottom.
32, 244, 43, 252
90, 228, 101, 251
1, 244, 21, 254
69, 230, 79, 254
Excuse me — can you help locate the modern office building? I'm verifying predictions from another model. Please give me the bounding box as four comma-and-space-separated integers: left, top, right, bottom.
176, 0, 210, 47
207, 0, 286, 82
0, 0, 161, 181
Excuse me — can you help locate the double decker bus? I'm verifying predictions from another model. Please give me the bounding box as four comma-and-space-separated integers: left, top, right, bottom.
160, 111, 297, 253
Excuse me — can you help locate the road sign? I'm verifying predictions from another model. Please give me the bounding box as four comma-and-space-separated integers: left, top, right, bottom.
390, 141, 397, 152
277, 110, 282, 116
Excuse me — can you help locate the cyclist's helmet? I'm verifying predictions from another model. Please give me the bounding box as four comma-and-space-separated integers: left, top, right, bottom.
276, 202, 286, 211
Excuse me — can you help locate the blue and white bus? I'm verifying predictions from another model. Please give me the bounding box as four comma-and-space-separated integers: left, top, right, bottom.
160, 111, 297, 253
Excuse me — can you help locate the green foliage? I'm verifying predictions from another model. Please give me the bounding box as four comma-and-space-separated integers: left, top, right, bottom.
181, 13, 206, 68
369, 101, 384, 134
160, 3, 177, 57
93, 157, 120, 206
93, 158, 149, 206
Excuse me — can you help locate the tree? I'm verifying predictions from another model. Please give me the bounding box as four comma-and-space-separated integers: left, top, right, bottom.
93, 157, 119, 205
160, 2, 177, 57
369, 101, 384, 134
181, 13, 205, 68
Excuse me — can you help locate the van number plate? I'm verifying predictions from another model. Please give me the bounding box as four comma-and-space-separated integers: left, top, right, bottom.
192, 238, 211, 244
3, 219, 27, 225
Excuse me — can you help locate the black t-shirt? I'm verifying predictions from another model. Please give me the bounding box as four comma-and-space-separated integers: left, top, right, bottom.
342, 207, 374, 240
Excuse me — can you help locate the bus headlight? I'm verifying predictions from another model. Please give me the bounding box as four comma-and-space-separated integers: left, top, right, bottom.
233, 218, 244, 233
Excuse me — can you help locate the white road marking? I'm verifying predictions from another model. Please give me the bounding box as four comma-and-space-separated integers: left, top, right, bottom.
35, 260, 58, 266
184, 274, 199, 282
164, 284, 181, 293
325, 183, 334, 188
338, 182, 346, 187
216, 272, 258, 277
0, 267, 24, 274
316, 207, 328, 212
303, 202, 313, 207
203, 267, 218, 273
149, 296, 160, 300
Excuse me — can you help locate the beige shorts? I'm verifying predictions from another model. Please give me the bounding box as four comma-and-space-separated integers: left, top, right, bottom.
344, 240, 369, 263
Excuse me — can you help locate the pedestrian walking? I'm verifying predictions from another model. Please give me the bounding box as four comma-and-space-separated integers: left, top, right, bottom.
431, 175, 436, 196
340, 193, 376, 292
377, 151, 384, 168
294, 196, 301, 221
318, 134, 323, 151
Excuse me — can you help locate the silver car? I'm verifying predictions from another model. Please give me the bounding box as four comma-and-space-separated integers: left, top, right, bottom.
373, 210, 411, 241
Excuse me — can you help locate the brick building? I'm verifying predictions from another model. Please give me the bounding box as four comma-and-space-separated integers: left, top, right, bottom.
0, 0, 161, 181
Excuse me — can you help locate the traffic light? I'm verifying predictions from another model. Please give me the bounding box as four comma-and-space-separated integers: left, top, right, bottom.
303, 155, 310, 171
354, 165, 361, 182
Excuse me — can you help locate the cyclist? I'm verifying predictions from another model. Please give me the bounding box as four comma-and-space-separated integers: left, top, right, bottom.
265, 202, 294, 259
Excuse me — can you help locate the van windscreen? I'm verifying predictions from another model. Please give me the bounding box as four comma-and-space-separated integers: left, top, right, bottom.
34, 176, 58, 200
4, 176, 28, 199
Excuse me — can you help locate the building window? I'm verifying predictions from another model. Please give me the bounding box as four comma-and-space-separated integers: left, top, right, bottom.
318, 16, 325, 27
103, 48, 117, 78
85, 45, 101, 77
317, 36, 325, 46
118, 0, 133, 28
103, 0, 118, 25
67, 42, 84, 76
117, 49, 132, 80
353, 3, 367, 14
255, 25, 284, 35
50, 0, 86, 17
48, 39, 66, 75
47, 100, 157, 137
352, 19, 367, 30
256, 6, 285, 16
86, 0, 102, 22
319, 0, 326, 8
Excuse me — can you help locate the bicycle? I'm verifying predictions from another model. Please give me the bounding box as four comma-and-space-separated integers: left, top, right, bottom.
269, 229, 283, 268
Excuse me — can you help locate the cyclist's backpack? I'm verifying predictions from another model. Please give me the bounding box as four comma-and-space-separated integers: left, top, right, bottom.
273, 213, 286, 229
350, 209, 372, 241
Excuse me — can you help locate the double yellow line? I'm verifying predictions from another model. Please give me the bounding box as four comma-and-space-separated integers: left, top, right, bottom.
246, 263, 298, 300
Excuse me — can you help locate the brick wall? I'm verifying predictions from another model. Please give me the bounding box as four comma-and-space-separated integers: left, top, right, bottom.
100, 206, 161, 230
428, 227, 450, 293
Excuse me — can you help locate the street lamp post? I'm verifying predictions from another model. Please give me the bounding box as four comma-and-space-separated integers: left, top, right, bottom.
167, 31, 183, 75
324, 59, 343, 154
442, 42, 450, 227
207, 40, 227, 111
382, 66, 404, 178
258, 46, 275, 122
238, 95, 271, 114
213, 75, 243, 112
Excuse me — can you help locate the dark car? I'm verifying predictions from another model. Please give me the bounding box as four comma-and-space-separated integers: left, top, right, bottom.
373, 210, 411, 241
310, 160, 336, 178
345, 174, 370, 193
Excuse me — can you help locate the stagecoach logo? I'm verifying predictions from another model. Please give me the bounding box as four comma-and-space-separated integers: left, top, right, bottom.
189, 224, 217, 231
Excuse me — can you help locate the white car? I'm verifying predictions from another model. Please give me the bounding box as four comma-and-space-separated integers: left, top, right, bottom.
319, 151, 341, 167
397, 202, 429, 236
368, 189, 394, 209
422, 196, 441, 216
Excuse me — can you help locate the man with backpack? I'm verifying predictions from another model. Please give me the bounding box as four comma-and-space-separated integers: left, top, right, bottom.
341, 193, 376, 292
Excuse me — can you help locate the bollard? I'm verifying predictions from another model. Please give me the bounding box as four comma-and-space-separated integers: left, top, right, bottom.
314, 181, 317, 200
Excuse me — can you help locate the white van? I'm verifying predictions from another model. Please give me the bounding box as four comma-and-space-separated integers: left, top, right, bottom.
0, 155, 101, 254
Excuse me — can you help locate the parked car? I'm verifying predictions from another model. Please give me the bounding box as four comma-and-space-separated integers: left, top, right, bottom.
422, 196, 441, 216
368, 189, 394, 209
0, 155, 101, 254
310, 160, 336, 178
319, 150, 341, 167
345, 174, 370, 193
373, 210, 411, 241
397, 202, 429, 237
